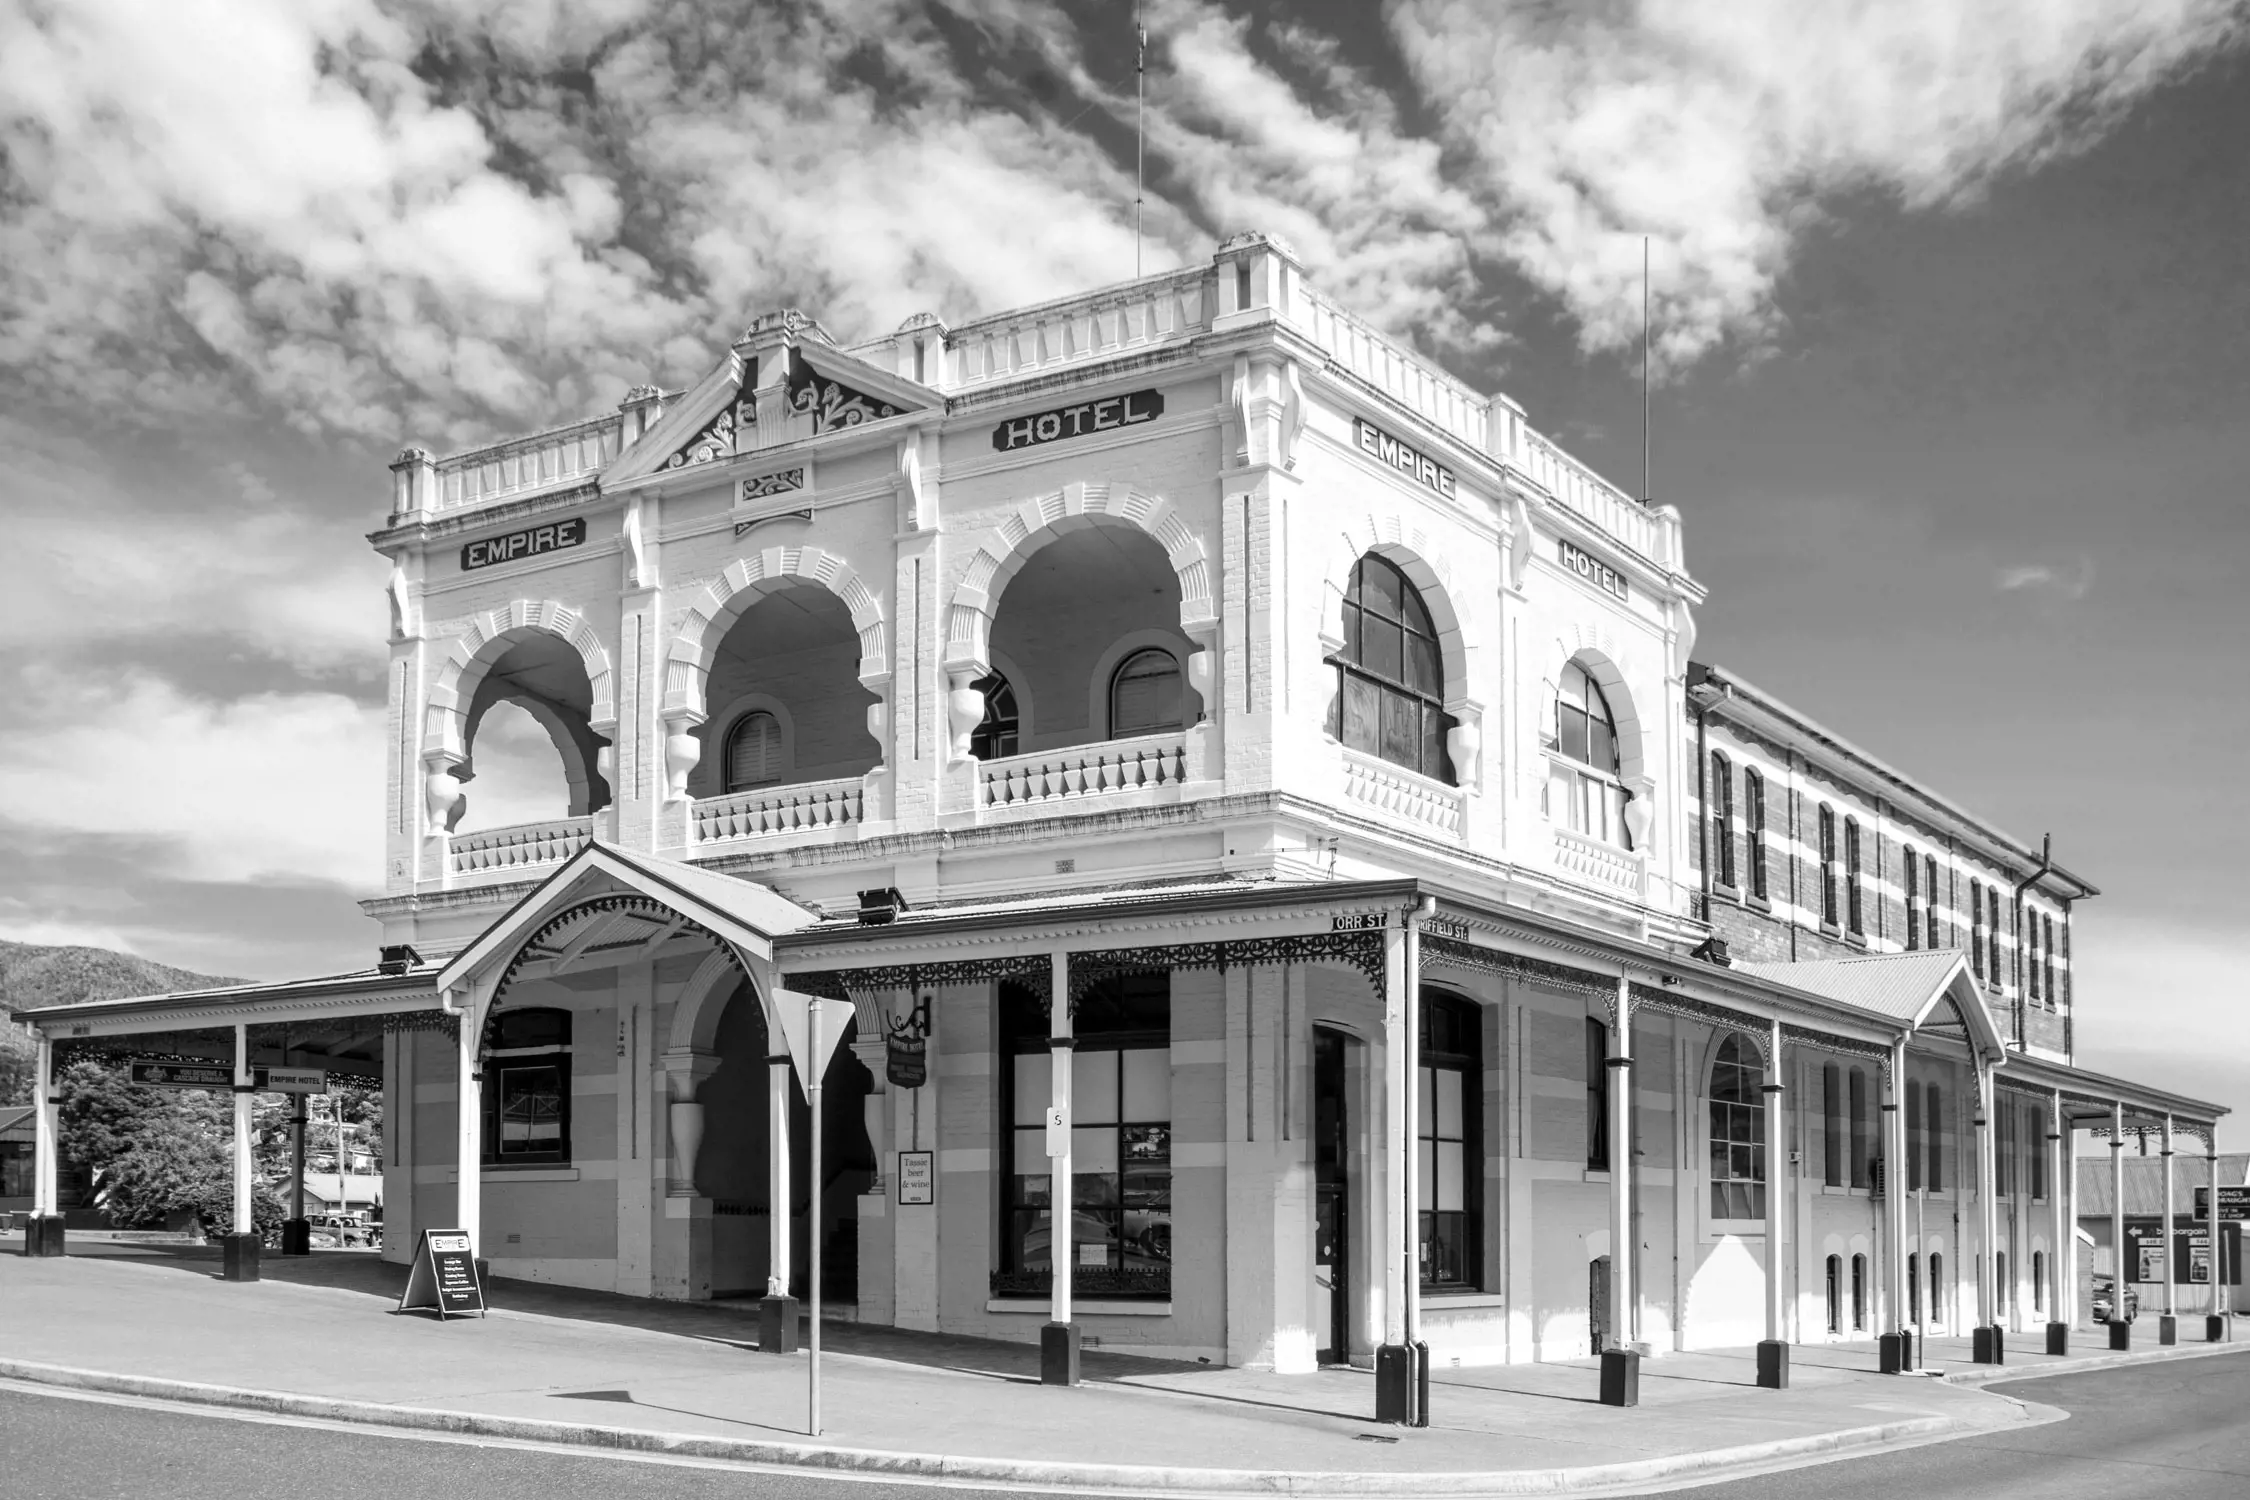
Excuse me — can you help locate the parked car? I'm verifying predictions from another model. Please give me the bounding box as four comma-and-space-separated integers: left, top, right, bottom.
2092, 1274, 2139, 1323
308, 1212, 377, 1249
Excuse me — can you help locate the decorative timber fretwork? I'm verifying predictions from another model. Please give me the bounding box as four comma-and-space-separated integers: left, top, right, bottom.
1628, 983, 1775, 1045
1422, 936, 1610, 999
1779, 1023, 1892, 1065
1068, 932, 1384, 1010
488, 894, 748, 1050
382, 1009, 460, 1040
786, 954, 1052, 1007
787, 355, 902, 432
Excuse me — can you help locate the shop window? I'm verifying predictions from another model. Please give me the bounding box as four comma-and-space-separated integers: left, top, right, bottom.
969, 671, 1019, 760
1586, 1017, 1610, 1171
1552, 660, 1632, 847
1109, 647, 1183, 737
1849, 1066, 1870, 1189
1822, 1062, 1844, 1187
1708, 1035, 1765, 1220
1418, 991, 1482, 1289
1709, 752, 1736, 890
997, 972, 1171, 1299
1818, 806, 1839, 928
1745, 770, 1768, 900
482, 1007, 570, 1167
724, 710, 784, 792
1926, 1083, 1944, 1192
1330, 554, 1452, 782
1844, 817, 1864, 935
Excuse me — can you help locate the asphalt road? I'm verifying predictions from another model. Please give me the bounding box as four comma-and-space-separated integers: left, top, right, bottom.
2, 1354, 2245, 1500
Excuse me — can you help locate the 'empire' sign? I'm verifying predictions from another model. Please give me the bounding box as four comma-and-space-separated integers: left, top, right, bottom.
1559, 539, 1629, 601
1355, 419, 1457, 499
992, 390, 1163, 452
461, 516, 587, 571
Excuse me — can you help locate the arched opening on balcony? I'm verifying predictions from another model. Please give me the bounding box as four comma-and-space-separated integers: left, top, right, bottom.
687, 580, 882, 834
978, 522, 1202, 760
454, 631, 612, 842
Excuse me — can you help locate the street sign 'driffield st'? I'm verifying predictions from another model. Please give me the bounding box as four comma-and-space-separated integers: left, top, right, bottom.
397, 1229, 486, 1319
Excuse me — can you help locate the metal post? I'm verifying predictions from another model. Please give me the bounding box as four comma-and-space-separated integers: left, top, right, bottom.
2046, 1092, 2068, 1353
2109, 1101, 2128, 1349
28, 1031, 63, 1256
1972, 1058, 2001, 1362
1375, 923, 1412, 1419
760, 1002, 799, 1354
221, 1022, 261, 1282
457, 999, 481, 1262
2212, 1143, 2229, 1340
808, 1003, 825, 1436
1042, 950, 1079, 1385
2159, 1115, 2178, 1343
1600, 977, 1638, 1407
1758, 1019, 1788, 1387
1404, 898, 1429, 1426
1881, 1038, 1908, 1372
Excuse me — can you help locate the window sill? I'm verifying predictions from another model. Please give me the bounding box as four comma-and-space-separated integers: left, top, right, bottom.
985, 1299, 1171, 1317
1746, 893, 1772, 914
1420, 1291, 1505, 1310
481, 1165, 579, 1181
1711, 881, 1741, 905
1819, 922, 1842, 940
1846, 930, 1870, 950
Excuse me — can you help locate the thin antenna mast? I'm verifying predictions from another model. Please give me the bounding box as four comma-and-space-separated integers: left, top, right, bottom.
1641, 235, 1651, 505
1134, 4, 1147, 277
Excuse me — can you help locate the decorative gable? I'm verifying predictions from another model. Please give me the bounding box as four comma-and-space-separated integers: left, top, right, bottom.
785, 352, 904, 432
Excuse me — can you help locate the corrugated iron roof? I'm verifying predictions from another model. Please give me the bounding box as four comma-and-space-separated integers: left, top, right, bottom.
1735, 951, 1969, 1023
2078, 1153, 2250, 1216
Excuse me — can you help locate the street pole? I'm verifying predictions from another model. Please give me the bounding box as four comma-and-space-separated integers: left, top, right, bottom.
808, 1002, 824, 1438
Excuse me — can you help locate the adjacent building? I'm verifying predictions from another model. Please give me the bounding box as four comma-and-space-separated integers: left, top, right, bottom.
14, 235, 2225, 1390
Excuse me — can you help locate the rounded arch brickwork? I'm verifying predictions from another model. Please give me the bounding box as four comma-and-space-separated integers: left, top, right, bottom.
1537, 625, 1651, 786
1316, 513, 1478, 711
943, 479, 1215, 674
664, 545, 888, 722
423, 599, 614, 763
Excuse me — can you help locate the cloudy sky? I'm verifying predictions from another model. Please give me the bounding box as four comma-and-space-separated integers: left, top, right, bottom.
2, 1, 2244, 1138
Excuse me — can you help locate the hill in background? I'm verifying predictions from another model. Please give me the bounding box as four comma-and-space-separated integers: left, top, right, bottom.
2, 942, 243, 1104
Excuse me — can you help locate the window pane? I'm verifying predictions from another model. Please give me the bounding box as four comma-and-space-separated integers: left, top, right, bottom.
1343, 673, 1380, 753
1589, 714, 1615, 773
498, 1064, 562, 1151
1343, 602, 1362, 663
1363, 618, 1403, 682
1417, 1138, 1434, 1205
1436, 1141, 1465, 1212
1417, 1067, 1434, 1142
1436, 1068, 1464, 1137
1382, 688, 1419, 766
1559, 703, 1590, 763
1121, 1049, 1170, 1120
1013, 1127, 1051, 1188
1361, 557, 1400, 616
1073, 1127, 1120, 1177
1406, 632, 1441, 693
1014, 1052, 1051, 1125
1073, 1051, 1119, 1125
1422, 703, 1448, 781
1399, 579, 1433, 637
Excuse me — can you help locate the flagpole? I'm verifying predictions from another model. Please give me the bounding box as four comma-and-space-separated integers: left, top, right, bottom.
1134, 4, 1147, 278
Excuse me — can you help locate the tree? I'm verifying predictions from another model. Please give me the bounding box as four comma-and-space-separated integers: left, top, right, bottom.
55, 1059, 288, 1242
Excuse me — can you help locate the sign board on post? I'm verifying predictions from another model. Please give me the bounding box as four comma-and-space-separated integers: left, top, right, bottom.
897, 1150, 934, 1205
262, 1068, 327, 1094
2194, 1187, 2250, 1219
397, 1228, 485, 1318
129, 1061, 234, 1089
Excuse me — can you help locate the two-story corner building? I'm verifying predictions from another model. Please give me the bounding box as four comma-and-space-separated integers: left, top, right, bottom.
12, 235, 2226, 1399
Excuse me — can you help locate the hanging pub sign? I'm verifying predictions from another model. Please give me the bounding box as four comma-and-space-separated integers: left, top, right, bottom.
461, 516, 587, 571
397, 1228, 486, 1319
1354, 418, 1457, 499
992, 390, 1164, 452
128, 1060, 235, 1089
885, 1026, 928, 1090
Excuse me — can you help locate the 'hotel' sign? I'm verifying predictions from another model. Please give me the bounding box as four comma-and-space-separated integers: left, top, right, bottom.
992, 390, 1164, 451
1559, 538, 1629, 600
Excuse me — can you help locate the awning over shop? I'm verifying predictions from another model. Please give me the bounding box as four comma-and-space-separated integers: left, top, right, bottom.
1736, 951, 2006, 1061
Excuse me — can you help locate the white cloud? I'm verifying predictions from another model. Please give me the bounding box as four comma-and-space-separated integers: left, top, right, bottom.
1996, 557, 2096, 601
1388, 0, 2250, 363
0, 670, 385, 888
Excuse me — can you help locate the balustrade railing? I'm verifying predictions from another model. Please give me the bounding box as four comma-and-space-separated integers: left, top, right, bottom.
693, 776, 866, 843
1294, 288, 1490, 452
1340, 749, 1466, 836
436, 414, 623, 511
1552, 824, 1646, 896
449, 816, 594, 876
979, 732, 1188, 810
947, 271, 1212, 389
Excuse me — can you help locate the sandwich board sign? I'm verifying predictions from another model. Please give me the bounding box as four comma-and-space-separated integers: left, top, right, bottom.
397, 1228, 485, 1319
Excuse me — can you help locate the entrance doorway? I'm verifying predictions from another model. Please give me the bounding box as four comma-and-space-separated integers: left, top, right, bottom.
1313, 1027, 1350, 1364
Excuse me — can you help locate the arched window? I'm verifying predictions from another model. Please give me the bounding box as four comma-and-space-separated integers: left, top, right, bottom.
2033, 1250, 2046, 1312
1844, 817, 1864, 935
1906, 1080, 1923, 1191
1926, 855, 1941, 950
1709, 752, 1736, 890
482, 1007, 571, 1167
1825, 1254, 1842, 1333
969, 671, 1019, 760
724, 710, 784, 792
1709, 1035, 1765, 1220
1930, 1252, 1945, 1325
1330, 554, 1452, 781
1970, 879, 1986, 980
1818, 806, 1839, 927
1108, 648, 1183, 737
1926, 1083, 1944, 1191
1822, 1063, 1844, 1187
1848, 1066, 1870, 1189
1904, 845, 1921, 951
1418, 990, 1483, 1289
1744, 770, 1768, 900
1987, 885, 2002, 990
1553, 660, 1632, 847
1909, 1251, 1921, 1322
1851, 1253, 1868, 1331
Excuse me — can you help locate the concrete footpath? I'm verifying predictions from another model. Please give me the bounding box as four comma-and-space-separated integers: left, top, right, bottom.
3, 1248, 2241, 1496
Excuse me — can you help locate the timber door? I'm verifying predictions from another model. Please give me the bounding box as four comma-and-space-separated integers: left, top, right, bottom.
1314, 1027, 1350, 1364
